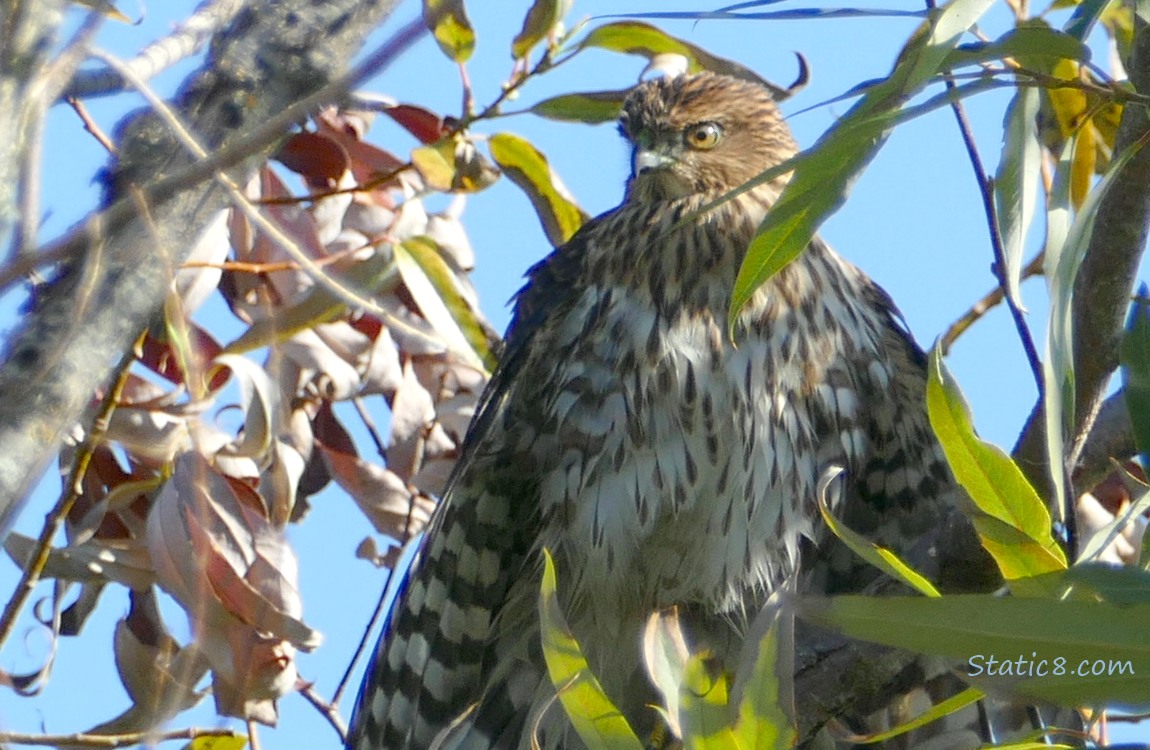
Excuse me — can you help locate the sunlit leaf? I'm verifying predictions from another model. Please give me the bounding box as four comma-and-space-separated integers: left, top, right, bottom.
512, 0, 573, 59
488, 132, 588, 247
579, 21, 768, 85
396, 237, 494, 372
799, 594, 1150, 706
643, 611, 689, 739
538, 550, 644, 750
680, 655, 739, 750
816, 466, 941, 597
729, 0, 996, 328
190, 736, 248, 750
422, 0, 475, 62
412, 140, 458, 192
926, 347, 1068, 586
994, 87, 1042, 313
850, 686, 983, 744
530, 89, 629, 124
732, 616, 795, 750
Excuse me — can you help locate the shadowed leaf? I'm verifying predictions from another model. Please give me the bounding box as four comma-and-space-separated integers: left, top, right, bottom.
798, 594, 1150, 707
530, 89, 629, 124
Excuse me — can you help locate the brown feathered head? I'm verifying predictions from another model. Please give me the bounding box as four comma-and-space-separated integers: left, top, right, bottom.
618, 72, 799, 202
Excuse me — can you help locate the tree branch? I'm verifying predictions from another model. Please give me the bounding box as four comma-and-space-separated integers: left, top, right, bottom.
1014, 17, 1150, 499
0, 0, 404, 537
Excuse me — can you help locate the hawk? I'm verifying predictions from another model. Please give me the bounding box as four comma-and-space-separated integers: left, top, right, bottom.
347, 71, 964, 749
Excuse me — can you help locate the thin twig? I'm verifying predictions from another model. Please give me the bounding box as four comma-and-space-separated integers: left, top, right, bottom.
926, 0, 1044, 399
246, 719, 262, 750
0, 726, 241, 747
331, 565, 398, 708
300, 679, 349, 741
0, 340, 138, 655
66, 97, 117, 154
88, 47, 436, 348
940, 249, 1045, 354
21, 15, 427, 298
353, 397, 388, 458
64, 0, 247, 99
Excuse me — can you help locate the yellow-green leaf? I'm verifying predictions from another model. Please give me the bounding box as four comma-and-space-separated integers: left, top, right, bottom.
732, 618, 796, 750
396, 237, 495, 372
512, 0, 572, 59
423, 0, 475, 62
412, 140, 458, 192
222, 252, 397, 355
798, 594, 1150, 707
539, 550, 644, 750
850, 686, 983, 745
189, 736, 248, 750
530, 89, 629, 124
579, 21, 767, 84
926, 346, 1068, 585
488, 132, 588, 247
817, 467, 941, 597
680, 654, 739, 750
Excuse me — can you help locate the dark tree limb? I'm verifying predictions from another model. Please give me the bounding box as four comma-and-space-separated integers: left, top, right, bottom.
0, 0, 404, 536
1014, 16, 1150, 503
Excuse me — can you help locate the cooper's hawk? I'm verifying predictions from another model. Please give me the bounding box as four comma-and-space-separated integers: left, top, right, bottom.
347, 71, 963, 749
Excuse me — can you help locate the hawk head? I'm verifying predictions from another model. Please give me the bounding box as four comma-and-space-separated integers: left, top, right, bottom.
618, 72, 799, 202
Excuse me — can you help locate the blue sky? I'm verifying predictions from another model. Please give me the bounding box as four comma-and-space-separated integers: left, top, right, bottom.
1, 1, 1145, 747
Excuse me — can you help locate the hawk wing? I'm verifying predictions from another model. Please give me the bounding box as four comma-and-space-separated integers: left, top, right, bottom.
345, 217, 602, 750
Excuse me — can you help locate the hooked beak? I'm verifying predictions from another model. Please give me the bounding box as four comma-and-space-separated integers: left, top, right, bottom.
632, 148, 676, 177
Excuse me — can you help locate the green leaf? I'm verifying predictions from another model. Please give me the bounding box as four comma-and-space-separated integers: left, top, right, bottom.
851, 686, 983, 744
994, 86, 1042, 313
729, 0, 996, 329
512, 0, 572, 59
680, 655, 739, 750
732, 617, 796, 750
579, 21, 768, 85
798, 594, 1150, 707
396, 237, 495, 372
488, 132, 588, 247
539, 550, 644, 750
926, 347, 1068, 585
530, 89, 629, 124
422, 0, 475, 63
816, 467, 941, 598
946, 24, 1091, 68
1063, 562, 1150, 605
1122, 291, 1150, 468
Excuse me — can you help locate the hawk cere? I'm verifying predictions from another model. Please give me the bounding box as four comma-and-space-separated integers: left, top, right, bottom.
347, 71, 970, 749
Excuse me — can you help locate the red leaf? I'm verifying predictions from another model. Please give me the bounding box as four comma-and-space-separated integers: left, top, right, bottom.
276, 131, 350, 187
383, 103, 448, 144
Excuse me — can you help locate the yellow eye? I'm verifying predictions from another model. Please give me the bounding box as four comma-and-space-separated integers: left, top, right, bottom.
685, 122, 722, 150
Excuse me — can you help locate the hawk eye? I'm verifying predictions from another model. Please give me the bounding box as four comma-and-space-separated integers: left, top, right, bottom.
685, 122, 722, 150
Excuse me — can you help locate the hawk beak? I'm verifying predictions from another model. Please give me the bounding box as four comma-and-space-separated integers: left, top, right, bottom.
632, 148, 676, 176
